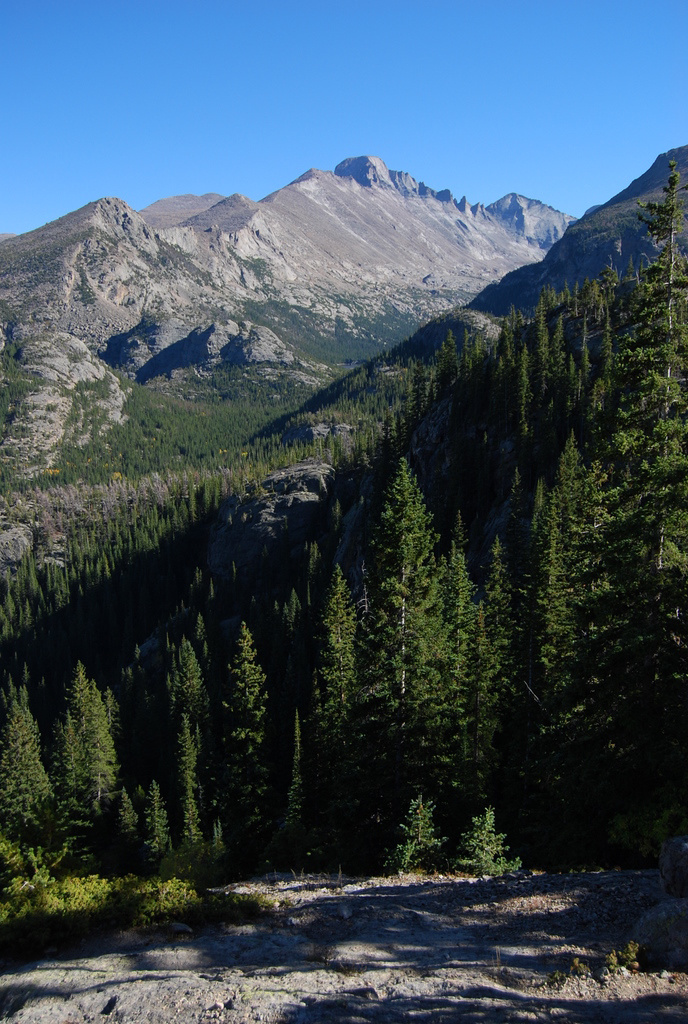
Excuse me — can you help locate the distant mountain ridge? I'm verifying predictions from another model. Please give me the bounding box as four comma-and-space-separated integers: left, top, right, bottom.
470, 144, 688, 315
138, 193, 225, 229
0, 154, 572, 472
0, 157, 573, 377
137, 156, 572, 312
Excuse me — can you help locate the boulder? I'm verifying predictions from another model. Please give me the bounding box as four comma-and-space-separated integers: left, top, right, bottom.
659, 835, 688, 897
633, 899, 688, 971
0, 524, 33, 575
208, 459, 335, 579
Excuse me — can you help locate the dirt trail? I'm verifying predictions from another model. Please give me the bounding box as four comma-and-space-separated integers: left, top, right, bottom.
1, 870, 686, 1023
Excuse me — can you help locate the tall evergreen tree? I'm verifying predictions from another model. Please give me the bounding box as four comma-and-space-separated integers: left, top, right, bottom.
144, 779, 171, 861
222, 622, 270, 870
170, 637, 209, 731
177, 714, 202, 843
0, 686, 52, 843
437, 330, 459, 392
52, 662, 119, 841
117, 787, 141, 869
355, 459, 444, 856
318, 565, 356, 747
437, 517, 476, 802
573, 164, 688, 856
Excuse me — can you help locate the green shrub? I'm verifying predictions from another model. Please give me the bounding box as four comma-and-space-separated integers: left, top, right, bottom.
455, 807, 521, 876
606, 940, 645, 973
0, 870, 264, 958
385, 795, 446, 874
158, 835, 228, 889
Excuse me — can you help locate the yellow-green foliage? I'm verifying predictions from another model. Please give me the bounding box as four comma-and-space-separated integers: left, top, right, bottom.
0, 867, 264, 958
606, 940, 645, 973
158, 836, 227, 889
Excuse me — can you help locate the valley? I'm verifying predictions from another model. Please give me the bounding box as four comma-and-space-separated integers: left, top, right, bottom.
0, 147, 687, 991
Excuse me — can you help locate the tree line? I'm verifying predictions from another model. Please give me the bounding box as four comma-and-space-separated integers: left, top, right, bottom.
0, 165, 686, 894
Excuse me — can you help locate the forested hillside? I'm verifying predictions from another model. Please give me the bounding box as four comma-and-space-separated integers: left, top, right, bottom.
0, 165, 686, 952
470, 144, 688, 316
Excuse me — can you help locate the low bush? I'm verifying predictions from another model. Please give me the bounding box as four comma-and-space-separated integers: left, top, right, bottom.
0, 870, 264, 958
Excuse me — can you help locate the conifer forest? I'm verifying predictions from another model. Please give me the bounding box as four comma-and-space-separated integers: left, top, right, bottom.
0, 166, 687, 951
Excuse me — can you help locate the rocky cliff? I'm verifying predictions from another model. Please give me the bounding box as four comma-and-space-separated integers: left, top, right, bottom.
208, 459, 336, 581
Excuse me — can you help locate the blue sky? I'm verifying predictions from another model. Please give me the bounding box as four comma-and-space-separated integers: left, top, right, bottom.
1, 0, 686, 235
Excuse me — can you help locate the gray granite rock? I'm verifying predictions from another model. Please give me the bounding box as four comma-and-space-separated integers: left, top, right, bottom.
659, 835, 688, 898
633, 899, 688, 970
208, 459, 335, 578
0, 524, 33, 575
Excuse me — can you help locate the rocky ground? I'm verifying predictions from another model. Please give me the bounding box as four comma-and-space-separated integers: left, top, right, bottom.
1, 870, 686, 1023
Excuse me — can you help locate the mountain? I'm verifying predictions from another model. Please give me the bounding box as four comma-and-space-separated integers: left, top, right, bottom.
0, 156, 571, 472
157, 156, 572, 326
485, 193, 572, 250
470, 145, 688, 315
138, 193, 226, 229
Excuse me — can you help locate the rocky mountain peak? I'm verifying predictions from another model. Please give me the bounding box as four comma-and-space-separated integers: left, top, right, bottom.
139, 193, 225, 230
486, 194, 575, 250
182, 193, 259, 232
0, 153, 576, 472
80, 198, 160, 254
334, 155, 393, 188
335, 157, 462, 207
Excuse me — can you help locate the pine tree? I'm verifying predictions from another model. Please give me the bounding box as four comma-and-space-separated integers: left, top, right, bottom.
117, 787, 141, 868
222, 622, 270, 869
0, 686, 52, 843
437, 517, 476, 797
484, 536, 515, 705
574, 164, 688, 856
144, 779, 171, 861
266, 710, 309, 869
385, 794, 446, 874
312, 564, 358, 850
177, 714, 202, 843
53, 662, 119, 836
356, 459, 444, 852
533, 299, 550, 400
285, 710, 304, 834
170, 637, 209, 731
437, 330, 459, 392
318, 565, 356, 745
464, 604, 498, 802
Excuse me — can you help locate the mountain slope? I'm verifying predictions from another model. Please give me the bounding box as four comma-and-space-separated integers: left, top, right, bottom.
172, 156, 573, 313
0, 156, 571, 473
138, 193, 226, 229
470, 144, 688, 315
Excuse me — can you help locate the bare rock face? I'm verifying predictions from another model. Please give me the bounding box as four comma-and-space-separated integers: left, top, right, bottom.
486, 193, 575, 250
208, 459, 335, 579
281, 421, 353, 446
0, 156, 573, 470
138, 193, 226, 230
0, 523, 33, 575
633, 899, 688, 970
102, 319, 296, 382
659, 835, 688, 898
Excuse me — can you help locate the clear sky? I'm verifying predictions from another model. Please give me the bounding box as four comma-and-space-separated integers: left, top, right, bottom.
1, 0, 686, 236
